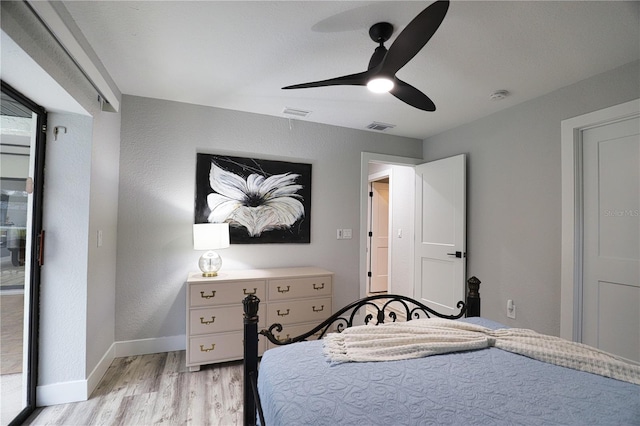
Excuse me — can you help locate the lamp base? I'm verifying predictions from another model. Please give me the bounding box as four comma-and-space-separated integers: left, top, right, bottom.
198, 250, 222, 277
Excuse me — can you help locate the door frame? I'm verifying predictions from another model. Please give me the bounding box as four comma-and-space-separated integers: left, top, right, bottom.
1, 80, 46, 425
360, 152, 422, 299
560, 98, 640, 342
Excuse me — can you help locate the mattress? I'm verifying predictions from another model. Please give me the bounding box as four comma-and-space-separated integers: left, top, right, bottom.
257, 318, 640, 425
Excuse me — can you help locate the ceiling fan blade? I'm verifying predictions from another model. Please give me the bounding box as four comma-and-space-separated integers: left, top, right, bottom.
282, 70, 371, 90
390, 78, 436, 111
381, 0, 449, 75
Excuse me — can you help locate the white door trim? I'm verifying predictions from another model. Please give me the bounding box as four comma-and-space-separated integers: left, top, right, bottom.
560, 99, 640, 341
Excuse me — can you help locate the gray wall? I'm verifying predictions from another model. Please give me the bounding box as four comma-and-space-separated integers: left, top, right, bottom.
422, 60, 640, 335
116, 95, 422, 342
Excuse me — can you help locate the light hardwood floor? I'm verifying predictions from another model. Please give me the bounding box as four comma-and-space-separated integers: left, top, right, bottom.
25, 351, 244, 426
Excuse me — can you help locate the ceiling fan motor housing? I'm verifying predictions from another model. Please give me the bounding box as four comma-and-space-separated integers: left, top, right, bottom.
369, 22, 394, 44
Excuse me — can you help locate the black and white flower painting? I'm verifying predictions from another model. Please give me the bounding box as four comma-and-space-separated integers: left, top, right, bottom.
195, 154, 311, 243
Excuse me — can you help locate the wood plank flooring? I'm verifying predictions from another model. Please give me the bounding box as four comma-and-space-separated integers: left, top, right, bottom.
25, 351, 244, 426
1, 293, 23, 374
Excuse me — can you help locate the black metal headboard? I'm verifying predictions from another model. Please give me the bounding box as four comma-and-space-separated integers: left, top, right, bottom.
260, 293, 465, 346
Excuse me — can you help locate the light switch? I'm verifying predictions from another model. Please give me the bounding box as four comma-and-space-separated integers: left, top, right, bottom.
97, 230, 103, 247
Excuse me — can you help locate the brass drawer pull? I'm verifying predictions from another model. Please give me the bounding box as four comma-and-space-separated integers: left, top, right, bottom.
200, 343, 215, 352
277, 286, 290, 294
313, 283, 325, 290
200, 316, 215, 325
243, 288, 257, 295
312, 305, 324, 313
200, 290, 216, 299
277, 309, 290, 317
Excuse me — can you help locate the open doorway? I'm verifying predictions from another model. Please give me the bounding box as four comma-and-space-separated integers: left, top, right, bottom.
368, 174, 389, 294
359, 153, 422, 300
360, 152, 468, 313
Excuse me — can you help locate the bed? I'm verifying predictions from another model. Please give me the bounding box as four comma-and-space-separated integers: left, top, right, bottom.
242, 277, 640, 426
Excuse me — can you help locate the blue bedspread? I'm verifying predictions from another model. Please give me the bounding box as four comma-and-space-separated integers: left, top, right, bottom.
258, 318, 640, 425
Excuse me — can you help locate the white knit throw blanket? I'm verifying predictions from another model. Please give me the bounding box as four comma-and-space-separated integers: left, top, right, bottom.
323, 318, 640, 385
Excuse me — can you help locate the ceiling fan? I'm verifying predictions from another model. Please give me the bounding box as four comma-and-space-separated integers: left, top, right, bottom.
282, 0, 449, 111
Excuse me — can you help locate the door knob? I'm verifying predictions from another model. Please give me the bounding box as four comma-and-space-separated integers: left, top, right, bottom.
446, 251, 463, 258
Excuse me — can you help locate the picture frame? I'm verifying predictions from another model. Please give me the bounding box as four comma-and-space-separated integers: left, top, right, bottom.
195, 153, 311, 244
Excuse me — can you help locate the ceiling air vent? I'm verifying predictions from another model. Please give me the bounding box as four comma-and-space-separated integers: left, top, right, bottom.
282, 107, 311, 118
366, 122, 396, 132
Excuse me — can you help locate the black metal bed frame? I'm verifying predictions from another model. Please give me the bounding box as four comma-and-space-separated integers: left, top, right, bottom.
242, 276, 481, 426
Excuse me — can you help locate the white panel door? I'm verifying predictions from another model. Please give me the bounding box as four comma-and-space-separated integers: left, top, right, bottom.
370, 181, 389, 293
414, 154, 466, 315
582, 116, 640, 362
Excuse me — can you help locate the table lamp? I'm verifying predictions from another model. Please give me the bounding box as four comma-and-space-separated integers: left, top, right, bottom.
193, 223, 230, 277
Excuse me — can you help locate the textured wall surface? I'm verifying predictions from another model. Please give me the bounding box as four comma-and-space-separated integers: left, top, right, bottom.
117, 95, 422, 341
423, 61, 640, 336
40, 112, 92, 384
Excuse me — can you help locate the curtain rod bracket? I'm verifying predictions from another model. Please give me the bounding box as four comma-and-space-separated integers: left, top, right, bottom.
54, 126, 67, 141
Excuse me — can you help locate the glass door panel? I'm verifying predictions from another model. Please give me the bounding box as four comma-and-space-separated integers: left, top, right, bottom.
1, 83, 45, 425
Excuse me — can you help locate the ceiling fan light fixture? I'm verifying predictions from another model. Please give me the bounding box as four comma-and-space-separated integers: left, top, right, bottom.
367, 77, 394, 93
282, 0, 449, 111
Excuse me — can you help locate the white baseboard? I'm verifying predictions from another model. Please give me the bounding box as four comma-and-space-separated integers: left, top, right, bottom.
36, 335, 185, 407
36, 379, 88, 406
87, 342, 116, 398
114, 334, 185, 358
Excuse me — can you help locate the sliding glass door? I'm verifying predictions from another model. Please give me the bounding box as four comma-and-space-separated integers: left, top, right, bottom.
0, 81, 46, 425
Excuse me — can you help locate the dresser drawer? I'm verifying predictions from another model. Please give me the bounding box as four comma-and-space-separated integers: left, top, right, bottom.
188, 332, 265, 365
267, 297, 332, 326
190, 305, 265, 335
189, 280, 266, 307
268, 275, 332, 301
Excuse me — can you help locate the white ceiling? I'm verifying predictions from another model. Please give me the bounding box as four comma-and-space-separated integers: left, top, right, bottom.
63, 1, 640, 140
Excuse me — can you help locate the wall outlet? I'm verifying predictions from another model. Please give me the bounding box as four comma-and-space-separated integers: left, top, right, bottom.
507, 299, 516, 319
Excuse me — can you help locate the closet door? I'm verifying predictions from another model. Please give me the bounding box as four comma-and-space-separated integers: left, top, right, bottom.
581, 115, 639, 362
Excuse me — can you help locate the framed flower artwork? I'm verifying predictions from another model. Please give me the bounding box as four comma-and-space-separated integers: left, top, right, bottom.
195, 153, 312, 244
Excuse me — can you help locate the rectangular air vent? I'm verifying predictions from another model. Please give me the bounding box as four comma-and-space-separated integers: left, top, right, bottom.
282, 107, 311, 118
366, 122, 396, 131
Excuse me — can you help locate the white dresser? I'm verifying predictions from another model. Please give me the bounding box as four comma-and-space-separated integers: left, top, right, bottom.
186, 267, 333, 371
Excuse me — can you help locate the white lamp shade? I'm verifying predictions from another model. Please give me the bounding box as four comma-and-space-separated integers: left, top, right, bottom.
193, 223, 230, 250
